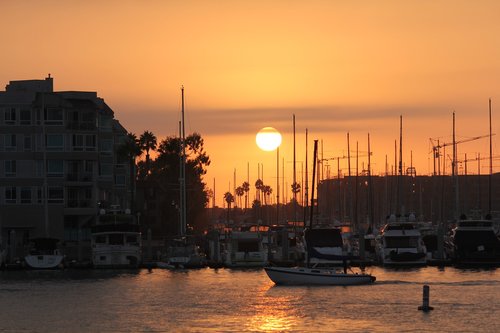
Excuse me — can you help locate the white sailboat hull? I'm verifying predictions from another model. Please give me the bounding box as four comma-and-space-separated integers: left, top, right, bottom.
24, 254, 64, 269
264, 266, 376, 286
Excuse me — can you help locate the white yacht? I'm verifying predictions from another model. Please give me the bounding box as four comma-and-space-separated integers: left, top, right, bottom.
24, 238, 65, 269
221, 230, 267, 268
91, 207, 141, 268
376, 219, 427, 266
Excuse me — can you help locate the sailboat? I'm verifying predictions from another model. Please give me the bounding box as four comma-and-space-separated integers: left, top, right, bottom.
156, 86, 206, 269
24, 92, 64, 269
264, 140, 376, 285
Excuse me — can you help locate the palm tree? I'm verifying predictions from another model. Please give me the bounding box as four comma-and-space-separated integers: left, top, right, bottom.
139, 130, 157, 176
262, 185, 272, 206
224, 191, 234, 223
117, 133, 143, 212
255, 179, 264, 202
291, 181, 301, 202
242, 181, 250, 210
235, 186, 244, 208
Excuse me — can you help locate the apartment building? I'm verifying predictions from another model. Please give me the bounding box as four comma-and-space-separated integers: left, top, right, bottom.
0, 76, 132, 261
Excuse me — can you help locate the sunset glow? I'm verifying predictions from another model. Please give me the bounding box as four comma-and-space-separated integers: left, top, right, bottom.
2, 1, 500, 206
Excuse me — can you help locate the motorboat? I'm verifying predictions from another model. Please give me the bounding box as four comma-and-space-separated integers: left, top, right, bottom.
451, 219, 500, 265
264, 266, 375, 285
304, 227, 346, 267
376, 220, 427, 266
91, 207, 141, 268
157, 237, 207, 269
221, 230, 267, 268
24, 238, 65, 269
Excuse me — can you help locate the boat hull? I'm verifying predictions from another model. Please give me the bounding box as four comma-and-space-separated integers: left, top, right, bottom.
264, 266, 376, 286
24, 254, 64, 269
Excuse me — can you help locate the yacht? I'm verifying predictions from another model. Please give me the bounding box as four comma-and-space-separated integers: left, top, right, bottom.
304, 227, 346, 267
451, 219, 500, 265
157, 236, 207, 269
91, 206, 141, 268
24, 238, 65, 269
221, 230, 267, 268
376, 219, 427, 266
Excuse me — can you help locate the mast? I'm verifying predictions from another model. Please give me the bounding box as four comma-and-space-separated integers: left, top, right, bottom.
180, 86, 187, 236
488, 99, 492, 215
452, 112, 459, 221
42, 92, 49, 237
303, 129, 309, 224
293, 114, 297, 222
397, 115, 403, 216
309, 140, 318, 229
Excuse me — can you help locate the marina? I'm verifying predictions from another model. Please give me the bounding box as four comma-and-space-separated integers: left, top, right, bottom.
0, 266, 498, 332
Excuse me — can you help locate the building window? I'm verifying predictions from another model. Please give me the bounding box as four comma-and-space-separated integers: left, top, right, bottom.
115, 174, 126, 186
5, 160, 16, 177
44, 107, 63, 125
35, 160, 44, 177
21, 187, 32, 204
73, 134, 83, 151
48, 187, 64, 204
20, 109, 31, 125
85, 135, 96, 151
99, 139, 113, 153
5, 134, 16, 151
37, 187, 43, 204
4, 108, 16, 124
46, 134, 64, 151
100, 163, 113, 177
47, 160, 64, 177
24, 135, 32, 151
5, 187, 17, 204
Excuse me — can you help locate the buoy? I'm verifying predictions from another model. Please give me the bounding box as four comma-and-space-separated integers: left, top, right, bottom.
418, 285, 434, 311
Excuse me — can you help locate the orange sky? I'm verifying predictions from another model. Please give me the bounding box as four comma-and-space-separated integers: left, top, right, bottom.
2, 1, 500, 207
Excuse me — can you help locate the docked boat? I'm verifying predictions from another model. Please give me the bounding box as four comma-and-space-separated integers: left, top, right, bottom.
221, 230, 267, 268
157, 237, 207, 269
24, 237, 65, 269
264, 266, 375, 285
91, 207, 141, 268
376, 220, 427, 266
451, 219, 500, 265
304, 227, 346, 267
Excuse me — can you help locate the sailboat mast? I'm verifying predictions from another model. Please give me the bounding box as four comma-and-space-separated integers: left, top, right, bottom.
293, 114, 297, 222
180, 86, 187, 236
488, 99, 492, 215
303, 129, 309, 224
42, 92, 49, 237
309, 139, 318, 229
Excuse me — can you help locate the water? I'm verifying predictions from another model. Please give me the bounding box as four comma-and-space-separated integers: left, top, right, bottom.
0, 267, 498, 332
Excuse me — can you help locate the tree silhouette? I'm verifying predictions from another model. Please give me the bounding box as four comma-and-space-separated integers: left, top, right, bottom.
235, 186, 244, 208
117, 132, 142, 212
139, 130, 157, 177
224, 191, 235, 222
242, 181, 250, 210
255, 179, 264, 202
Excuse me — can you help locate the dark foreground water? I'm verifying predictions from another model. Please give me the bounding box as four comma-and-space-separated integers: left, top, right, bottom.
0, 266, 498, 333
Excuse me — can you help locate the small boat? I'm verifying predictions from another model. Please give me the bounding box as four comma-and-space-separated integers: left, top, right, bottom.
24, 238, 65, 269
264, 266, 376, 286
91, 206, 142, 268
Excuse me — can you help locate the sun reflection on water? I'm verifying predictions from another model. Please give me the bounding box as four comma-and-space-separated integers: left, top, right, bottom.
246, 284, 301, 332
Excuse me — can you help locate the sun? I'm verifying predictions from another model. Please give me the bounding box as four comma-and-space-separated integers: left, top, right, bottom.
256, 127, 282, 151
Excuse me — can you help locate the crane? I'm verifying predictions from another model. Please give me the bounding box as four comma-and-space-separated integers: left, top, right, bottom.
429, 133, 494, 175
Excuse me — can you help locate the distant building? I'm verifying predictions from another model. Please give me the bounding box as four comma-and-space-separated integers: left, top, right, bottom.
317, 173, 500, 229
0, 75, 132, 261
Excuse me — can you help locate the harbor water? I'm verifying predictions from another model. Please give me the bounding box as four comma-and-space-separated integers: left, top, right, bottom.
0, 267, 498, 332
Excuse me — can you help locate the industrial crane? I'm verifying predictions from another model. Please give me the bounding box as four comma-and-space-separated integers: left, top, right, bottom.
429, 133, 494, 175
